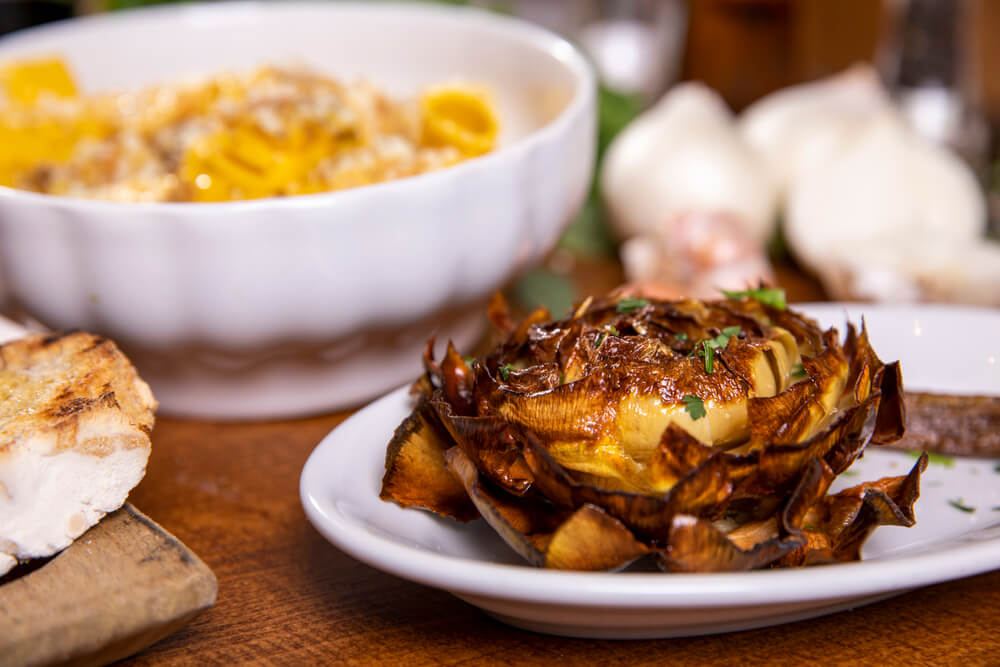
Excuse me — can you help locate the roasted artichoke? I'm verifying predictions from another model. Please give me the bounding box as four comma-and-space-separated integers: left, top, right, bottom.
380, 292, 925, 572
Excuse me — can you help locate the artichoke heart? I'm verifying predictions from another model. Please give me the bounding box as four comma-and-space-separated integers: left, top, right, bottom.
380, 293, 921, 572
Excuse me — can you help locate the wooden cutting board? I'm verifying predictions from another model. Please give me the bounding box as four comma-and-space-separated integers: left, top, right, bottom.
0, 503, 217, 666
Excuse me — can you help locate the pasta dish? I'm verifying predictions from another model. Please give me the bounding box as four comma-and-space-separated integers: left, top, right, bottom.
0, 58, 499, 202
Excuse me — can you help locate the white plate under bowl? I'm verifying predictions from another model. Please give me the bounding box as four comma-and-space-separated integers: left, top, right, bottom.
300, 304, 1000, 639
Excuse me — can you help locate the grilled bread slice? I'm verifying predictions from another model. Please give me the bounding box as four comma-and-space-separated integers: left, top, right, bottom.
0, 331, 156, 575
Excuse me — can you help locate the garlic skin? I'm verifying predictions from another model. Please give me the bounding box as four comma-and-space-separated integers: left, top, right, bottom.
785, 110, 993, 305
600, 82, 778, 244
620, 211, 774, 300
738, 64, 891, 194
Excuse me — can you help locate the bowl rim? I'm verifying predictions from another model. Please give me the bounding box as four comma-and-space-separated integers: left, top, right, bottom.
0, 0, 596, 215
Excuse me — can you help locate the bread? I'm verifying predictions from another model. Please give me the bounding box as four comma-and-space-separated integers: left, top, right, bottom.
0, 331, 156, 575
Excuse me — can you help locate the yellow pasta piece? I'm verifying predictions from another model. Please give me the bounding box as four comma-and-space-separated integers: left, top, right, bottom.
0, 58, 77, 104
420, 85, 498, 157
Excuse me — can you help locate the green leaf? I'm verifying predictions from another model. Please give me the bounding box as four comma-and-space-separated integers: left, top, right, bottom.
675, 333, 688, 342
558, 187, 617, 257
703, 341, 714, 374
597, 84, 642, 158
607, 325, 620, 336
682, 395, 706, 421
513, 267, 577, 318
499, 364, 513, 381
791, 362, 807, 379
616, 297, 650, 313
721, 287, 787, 310
947, 498, 976, 513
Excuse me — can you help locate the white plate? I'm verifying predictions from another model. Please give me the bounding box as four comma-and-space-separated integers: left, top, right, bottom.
300, 304, 1000, 638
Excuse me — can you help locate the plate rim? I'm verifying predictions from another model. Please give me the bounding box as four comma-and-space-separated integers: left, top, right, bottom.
300, 303, 1000, 610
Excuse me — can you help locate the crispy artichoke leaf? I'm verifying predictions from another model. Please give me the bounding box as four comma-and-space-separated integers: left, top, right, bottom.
443, 447, 560, 566
821, 452, 927, 561
380, 395, 478, 521
871, 361, 905, 445
749, 392, 881, 494
648, 423, 714, 484
660, 515, 804, 573
521, 432, 732, 542
543, 504, 651, 571
432, 397, 535, 496
440, 341, 475, 416
663, 457, 834, 572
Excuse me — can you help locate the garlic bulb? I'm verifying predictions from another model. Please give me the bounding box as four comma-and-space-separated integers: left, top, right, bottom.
738, 64, 891, 194
785, 110, 992, 305
600, 82, 778, 244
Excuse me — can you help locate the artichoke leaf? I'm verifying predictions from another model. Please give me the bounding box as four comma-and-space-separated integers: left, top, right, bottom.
660, 514, 805, 573
521, 431, 732, 542
443, 447, 558, 566
821, 452, 927, 561
543, 504, 651, 571
432, 397, 534, 496
380, 395, 478, 521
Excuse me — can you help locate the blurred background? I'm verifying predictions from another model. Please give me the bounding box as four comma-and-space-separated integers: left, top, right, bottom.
2, 0, 999, 314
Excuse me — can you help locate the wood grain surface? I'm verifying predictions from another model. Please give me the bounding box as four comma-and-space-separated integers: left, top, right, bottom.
0, 504, 216, 667
119, 261, 1000, 666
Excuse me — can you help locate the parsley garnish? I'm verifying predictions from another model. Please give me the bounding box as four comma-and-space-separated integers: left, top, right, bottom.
721, 287, 787, 310
675, 332, 688, 342
616, 297, 649, 313
682, 395, 706, 420
791, 362, 807, 379
607, 325, 620, 336
908, 450, 954, 467
803, 524, 821, 532
947, 498, 976, 513
463, 355, 476, 366
595, 332, 606, 348
499, 364, 513, 381
694, 326, 740, 373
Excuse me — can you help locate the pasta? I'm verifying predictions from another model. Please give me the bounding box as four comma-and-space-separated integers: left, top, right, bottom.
0, 59, 500, 202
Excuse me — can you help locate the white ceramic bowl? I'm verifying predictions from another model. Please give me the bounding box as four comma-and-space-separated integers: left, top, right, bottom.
0, 2, 596, 419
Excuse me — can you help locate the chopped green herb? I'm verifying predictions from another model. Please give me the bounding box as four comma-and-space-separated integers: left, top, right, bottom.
595, 332, 606, 348
803, 524, 821, 532
791, 362, 807, 379
608, 325, 620, 336
499, 364, 513, 381
463, 355, 476, 366
704, 327, 741, 352
947, 498, 976, 513
675, 332, 688, 341
721, 287, 787, 310
682, 395, 706, 421
616, 297, 650, 313
908, 451, 954, 467
840, 469, 860, 477
701, 341, 715, 373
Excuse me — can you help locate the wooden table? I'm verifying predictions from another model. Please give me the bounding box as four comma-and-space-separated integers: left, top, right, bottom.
124, 260, 1000, 665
